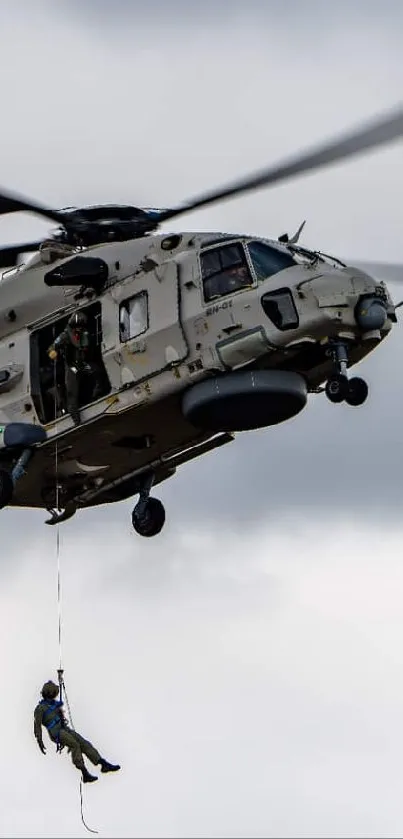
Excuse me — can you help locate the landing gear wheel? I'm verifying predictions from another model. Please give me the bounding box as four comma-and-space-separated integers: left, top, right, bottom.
345, 376, 368, 407
325, 374, 349, 404
132, 497, 166, 538
0, 469, 14, 509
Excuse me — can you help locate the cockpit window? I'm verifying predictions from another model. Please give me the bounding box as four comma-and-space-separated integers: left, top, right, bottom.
201, 242, 253, 302
247, 241, 296, 282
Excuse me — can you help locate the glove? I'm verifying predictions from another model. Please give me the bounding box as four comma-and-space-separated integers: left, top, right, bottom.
37, 739, 46, 755
48, 349, 57, 361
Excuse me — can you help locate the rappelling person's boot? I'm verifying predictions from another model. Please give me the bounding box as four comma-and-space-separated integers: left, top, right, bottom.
82, 767, 98, 783
71, 410, 81, 426
100, 759, 121, 774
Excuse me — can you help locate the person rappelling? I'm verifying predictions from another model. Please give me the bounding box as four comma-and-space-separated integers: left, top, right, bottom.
34, 680, 121, 784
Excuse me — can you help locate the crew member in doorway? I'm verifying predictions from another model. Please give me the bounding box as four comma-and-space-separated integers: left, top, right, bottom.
47, 311, 102, 425
34, 680, 120, 784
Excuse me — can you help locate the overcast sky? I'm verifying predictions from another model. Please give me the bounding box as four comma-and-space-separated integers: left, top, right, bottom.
1, 2, 403, 838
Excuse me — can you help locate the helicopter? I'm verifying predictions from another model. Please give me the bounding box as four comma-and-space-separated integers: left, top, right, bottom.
0, 104, 402, 537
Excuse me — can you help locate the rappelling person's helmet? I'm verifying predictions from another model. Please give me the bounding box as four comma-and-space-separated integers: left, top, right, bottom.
68, 311, 87, 329
41, 681, 59, 700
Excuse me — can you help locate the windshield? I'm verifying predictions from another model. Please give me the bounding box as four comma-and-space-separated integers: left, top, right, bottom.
247, 240, 297, 281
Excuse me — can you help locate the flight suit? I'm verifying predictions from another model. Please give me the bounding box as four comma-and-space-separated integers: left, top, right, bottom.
48, 324, 102, 422
34, 681, 120, 783
33, 699, 101, 772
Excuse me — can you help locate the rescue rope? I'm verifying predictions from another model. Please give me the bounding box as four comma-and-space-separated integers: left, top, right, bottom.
59, 673, 99, 835
52, 349, 99, 836
79, 783, 99, 836
53, 347, 63, 685
56, 527, 62, 674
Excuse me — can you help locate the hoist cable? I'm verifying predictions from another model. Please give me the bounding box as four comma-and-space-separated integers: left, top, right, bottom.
51, 347, 99, 836
53, 342, 63, 672
56, 527, 63, 672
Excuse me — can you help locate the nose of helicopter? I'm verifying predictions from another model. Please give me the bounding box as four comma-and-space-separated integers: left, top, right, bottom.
354, 295, 388, 331
291, 264, 396, 340
343, 264, 396, 330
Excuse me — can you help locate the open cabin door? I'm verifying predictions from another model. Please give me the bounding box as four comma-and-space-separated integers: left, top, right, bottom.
30, 300, 111, 425
113, 260, 188, 388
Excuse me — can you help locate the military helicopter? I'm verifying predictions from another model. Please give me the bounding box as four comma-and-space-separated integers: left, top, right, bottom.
0, 104, 402, 537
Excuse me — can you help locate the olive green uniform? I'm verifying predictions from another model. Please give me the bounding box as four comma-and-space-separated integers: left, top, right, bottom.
47, 325, 94, 419
34, 700, 101, 771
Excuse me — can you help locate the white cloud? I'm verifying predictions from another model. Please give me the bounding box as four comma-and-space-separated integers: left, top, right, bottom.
0, 3, 402, 262
1, 5, 403, 837
3, 519, 403, 836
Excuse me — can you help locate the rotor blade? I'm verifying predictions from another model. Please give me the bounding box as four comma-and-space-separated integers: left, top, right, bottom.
0, 241, 43, 270
347, 259, 403, 284
0, 190, 65, 226
157, 104, 403, 223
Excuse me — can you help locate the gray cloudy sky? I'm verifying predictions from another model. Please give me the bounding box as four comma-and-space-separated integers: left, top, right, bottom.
2, 2, 403, 837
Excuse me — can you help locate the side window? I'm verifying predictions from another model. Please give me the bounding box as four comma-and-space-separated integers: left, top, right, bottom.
119, 291, 148, 343
200, 243, 253, 303
261, 289, 299, 331
247, 241, 296, 282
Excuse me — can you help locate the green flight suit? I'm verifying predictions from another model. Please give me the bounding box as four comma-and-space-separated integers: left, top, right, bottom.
47, 324, 103, 420
34, 700, 101, 771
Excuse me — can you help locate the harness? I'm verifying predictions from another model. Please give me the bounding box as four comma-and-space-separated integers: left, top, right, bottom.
68, 327, 90, 365
40, 698, 64, 733
55, 326, 90, 369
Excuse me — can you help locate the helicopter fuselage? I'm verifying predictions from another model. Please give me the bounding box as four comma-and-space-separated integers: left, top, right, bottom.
0, 230, 395, 520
